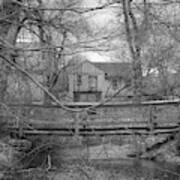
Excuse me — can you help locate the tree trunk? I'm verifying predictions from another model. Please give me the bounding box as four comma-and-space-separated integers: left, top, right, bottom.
122, 0, 145, 103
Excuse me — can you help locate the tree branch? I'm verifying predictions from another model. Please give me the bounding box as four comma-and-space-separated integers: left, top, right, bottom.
0, 54, 81, 112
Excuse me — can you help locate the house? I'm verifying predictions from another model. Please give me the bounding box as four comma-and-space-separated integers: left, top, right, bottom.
65, 60, 132, 102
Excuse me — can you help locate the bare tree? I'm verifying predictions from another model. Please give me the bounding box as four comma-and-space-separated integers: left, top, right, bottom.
122, 0, 145, 102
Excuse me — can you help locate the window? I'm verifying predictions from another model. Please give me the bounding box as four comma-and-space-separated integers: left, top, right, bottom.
88, 75, 97, 90
112, 79, 118, 90
73, 92, 102, 102
105, 73, 108, 80
77, 74, 82, 86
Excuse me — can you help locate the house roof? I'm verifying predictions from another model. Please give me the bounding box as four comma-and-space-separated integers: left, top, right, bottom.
93, 62, 132, 78
66, 60, 104, 75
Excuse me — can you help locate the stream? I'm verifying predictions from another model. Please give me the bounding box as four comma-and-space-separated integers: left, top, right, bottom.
93, 159, 180, 180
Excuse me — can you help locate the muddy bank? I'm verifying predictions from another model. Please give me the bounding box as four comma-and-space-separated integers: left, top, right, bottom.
1, 134, 180, 179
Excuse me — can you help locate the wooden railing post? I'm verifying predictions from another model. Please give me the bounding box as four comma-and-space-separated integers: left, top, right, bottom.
75, 112, 80, 137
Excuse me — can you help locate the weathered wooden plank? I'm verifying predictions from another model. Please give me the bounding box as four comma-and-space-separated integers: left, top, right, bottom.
13, 127, 179, 136
6, 99, 180, 108
8, 119, 179, 132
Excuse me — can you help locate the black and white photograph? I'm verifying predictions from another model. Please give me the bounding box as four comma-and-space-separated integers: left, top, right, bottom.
0, 0, 180, 179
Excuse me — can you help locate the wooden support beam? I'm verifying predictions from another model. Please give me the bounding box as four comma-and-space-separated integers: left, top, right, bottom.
8, 121, 179, 130
6, 99, 180, 109
10, 126, 179, 136
18, 128, 179, 136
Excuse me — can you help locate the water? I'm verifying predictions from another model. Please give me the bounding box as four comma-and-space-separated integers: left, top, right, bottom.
2, 141, 180, 180
2, 159, 180, 180
93, 159, 180, 180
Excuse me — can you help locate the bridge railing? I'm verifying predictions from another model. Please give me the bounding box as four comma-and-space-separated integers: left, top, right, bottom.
2, 100, 180, 124
0, 100, 179, 136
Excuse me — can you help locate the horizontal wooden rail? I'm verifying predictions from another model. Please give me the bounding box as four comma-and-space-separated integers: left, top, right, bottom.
11, 128, 179, 136
9, 120, 180, 136
5, 99, 180, 109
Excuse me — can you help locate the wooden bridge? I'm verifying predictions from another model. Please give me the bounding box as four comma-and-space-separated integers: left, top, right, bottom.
5, 99, 180, 137
2, 99, 180, 161
11, 121, 180, 136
